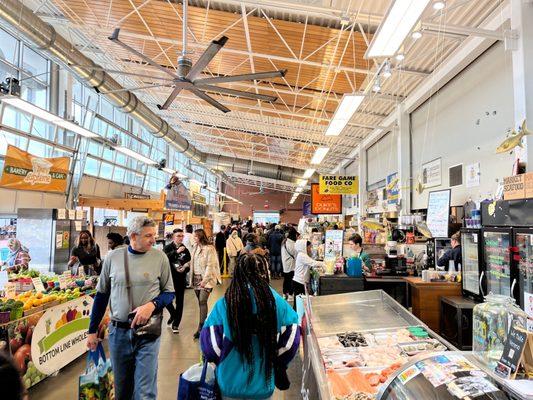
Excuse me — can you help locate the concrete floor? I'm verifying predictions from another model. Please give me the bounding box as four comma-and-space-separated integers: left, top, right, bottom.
29, 279, 303, 400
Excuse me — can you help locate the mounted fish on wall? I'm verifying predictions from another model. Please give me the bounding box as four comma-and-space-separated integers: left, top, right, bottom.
496, 120, 531, 154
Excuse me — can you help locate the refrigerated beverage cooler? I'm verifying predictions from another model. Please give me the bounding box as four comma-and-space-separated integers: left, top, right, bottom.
515, 228, 533, 309
481, 227, 518, 304
460, 228, 483, 300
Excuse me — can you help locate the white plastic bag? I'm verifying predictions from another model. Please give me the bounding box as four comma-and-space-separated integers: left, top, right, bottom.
181, 362, 216, 385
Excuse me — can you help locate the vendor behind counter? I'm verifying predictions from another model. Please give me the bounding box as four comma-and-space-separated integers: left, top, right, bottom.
347, 234, 372, 272
437, 231, 462, 270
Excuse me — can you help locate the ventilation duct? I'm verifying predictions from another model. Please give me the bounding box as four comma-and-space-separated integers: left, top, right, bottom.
0, 0, 305, 183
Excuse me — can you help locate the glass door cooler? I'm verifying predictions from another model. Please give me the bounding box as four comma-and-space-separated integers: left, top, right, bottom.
515, 228, 533, 312
461, 228, 483, 300
482, 228, 519, 305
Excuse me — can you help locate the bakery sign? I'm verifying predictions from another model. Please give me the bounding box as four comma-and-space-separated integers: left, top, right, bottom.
0, 145, 70, 193
31, 295, 93, 375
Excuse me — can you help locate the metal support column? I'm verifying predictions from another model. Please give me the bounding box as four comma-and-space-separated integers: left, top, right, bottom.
511, 0, 533, 167
397, 104, 411, 214
357, 146, 367, 228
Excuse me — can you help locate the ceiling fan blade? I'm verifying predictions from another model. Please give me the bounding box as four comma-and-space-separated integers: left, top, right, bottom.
194, 69, 287, 85
190, 88, 230, 113
195, 84, 277, 102
98, 83, 171, 95
109, 28, 179, 80
157, 86, 184, 110
186, 36, 228, 81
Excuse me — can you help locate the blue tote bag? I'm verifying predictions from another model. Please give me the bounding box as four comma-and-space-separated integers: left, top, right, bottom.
178, 361, 220, 400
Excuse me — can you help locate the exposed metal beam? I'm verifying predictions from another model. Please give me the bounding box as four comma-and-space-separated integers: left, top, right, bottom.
37, 14, 428, 78
421, 22, 508, 41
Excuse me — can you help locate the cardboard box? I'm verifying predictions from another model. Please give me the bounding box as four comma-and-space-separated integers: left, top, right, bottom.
503, 174, 525, 200
525, 172, 533, 199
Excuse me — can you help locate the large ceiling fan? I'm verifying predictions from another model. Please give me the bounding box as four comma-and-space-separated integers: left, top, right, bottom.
107, 0, 287, 113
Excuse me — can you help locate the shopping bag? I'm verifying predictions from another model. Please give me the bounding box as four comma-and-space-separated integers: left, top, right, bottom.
79, 343, 114, 400
178, 361, 220, 400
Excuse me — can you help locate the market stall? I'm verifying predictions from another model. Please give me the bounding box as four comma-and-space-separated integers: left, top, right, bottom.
0, 270, 104, 389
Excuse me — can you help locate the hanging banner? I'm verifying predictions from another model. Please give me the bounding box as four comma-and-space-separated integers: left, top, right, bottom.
165, 181, 192, 211
311, 183, 342, 215
319, 175, 359, 195
0, 145, 70, 193
386, 172, 399, 205
302, 200, 313, 216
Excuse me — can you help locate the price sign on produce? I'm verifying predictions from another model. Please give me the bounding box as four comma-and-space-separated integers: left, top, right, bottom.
32, 277, 46, 293
319, 175, 359, 195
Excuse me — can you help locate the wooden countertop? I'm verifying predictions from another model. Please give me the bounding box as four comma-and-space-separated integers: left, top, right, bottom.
403, 276, 461, 287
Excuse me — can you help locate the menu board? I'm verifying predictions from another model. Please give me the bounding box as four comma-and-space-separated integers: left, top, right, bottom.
426, 189, 451, 238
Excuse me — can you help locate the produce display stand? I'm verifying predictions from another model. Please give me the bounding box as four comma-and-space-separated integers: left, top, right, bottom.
0, 292, 107, 389
301, 290, 456, 400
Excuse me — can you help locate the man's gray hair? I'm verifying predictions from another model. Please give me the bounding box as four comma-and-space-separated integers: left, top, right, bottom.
127, 216, 157, 237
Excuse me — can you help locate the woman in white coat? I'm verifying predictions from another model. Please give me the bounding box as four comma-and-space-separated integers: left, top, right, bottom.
281, 227, 298, 300
190, 229, 221, 339
225, 228, 244, 276
292, 239, 325, 308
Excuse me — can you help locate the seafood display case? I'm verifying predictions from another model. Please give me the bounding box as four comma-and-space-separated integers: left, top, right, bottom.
302, 290, 457, 400
302, 290, 532, 400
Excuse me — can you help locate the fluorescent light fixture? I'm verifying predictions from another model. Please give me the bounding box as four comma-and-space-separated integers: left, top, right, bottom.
114, 146, 156, 165
365, 0, 431, 58
325, 94, 365, 136
289, 194, 299, 205
303, 169, 316, 179
161, 167, 176, 175
311, 147, 330, 165
189, 178, 205, 187
433, 1, 445, 10
298, 179, 308, 187
59, 120, 99, 138
395, 53, 405, 61
1, 95, 98, 138
295, 187, 303, 193
411, 31, 422, 40
372, 78, 381, 93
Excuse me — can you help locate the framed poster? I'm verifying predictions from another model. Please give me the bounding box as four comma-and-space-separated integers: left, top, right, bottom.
421, 158, 442, 188
325, 230, 344, 258
311, 183, 342, 215
427, 189, 451, 238
386, 172, 399, 205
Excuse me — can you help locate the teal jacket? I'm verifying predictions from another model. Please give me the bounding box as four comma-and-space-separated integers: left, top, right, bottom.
200, 288, 300, 399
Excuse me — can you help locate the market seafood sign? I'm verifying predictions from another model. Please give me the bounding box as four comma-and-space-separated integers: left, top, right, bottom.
0, 145, 70, 193
31, 295, 93, 375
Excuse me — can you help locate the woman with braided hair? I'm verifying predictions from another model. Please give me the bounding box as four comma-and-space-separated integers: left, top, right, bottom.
201, 253, 300, 399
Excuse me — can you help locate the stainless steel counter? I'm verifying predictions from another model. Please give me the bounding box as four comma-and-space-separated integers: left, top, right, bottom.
308, 290, 423, 337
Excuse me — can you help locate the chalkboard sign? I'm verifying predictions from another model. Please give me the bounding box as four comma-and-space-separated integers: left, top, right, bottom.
497, 325, 528, 375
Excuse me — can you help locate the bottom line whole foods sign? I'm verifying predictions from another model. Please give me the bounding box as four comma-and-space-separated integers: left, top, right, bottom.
31, 295, 93, 375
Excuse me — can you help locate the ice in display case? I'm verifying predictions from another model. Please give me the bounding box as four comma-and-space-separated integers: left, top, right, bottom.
482, 228, 517, 303
461, 228, 483, 300
377, 351, 531, 400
